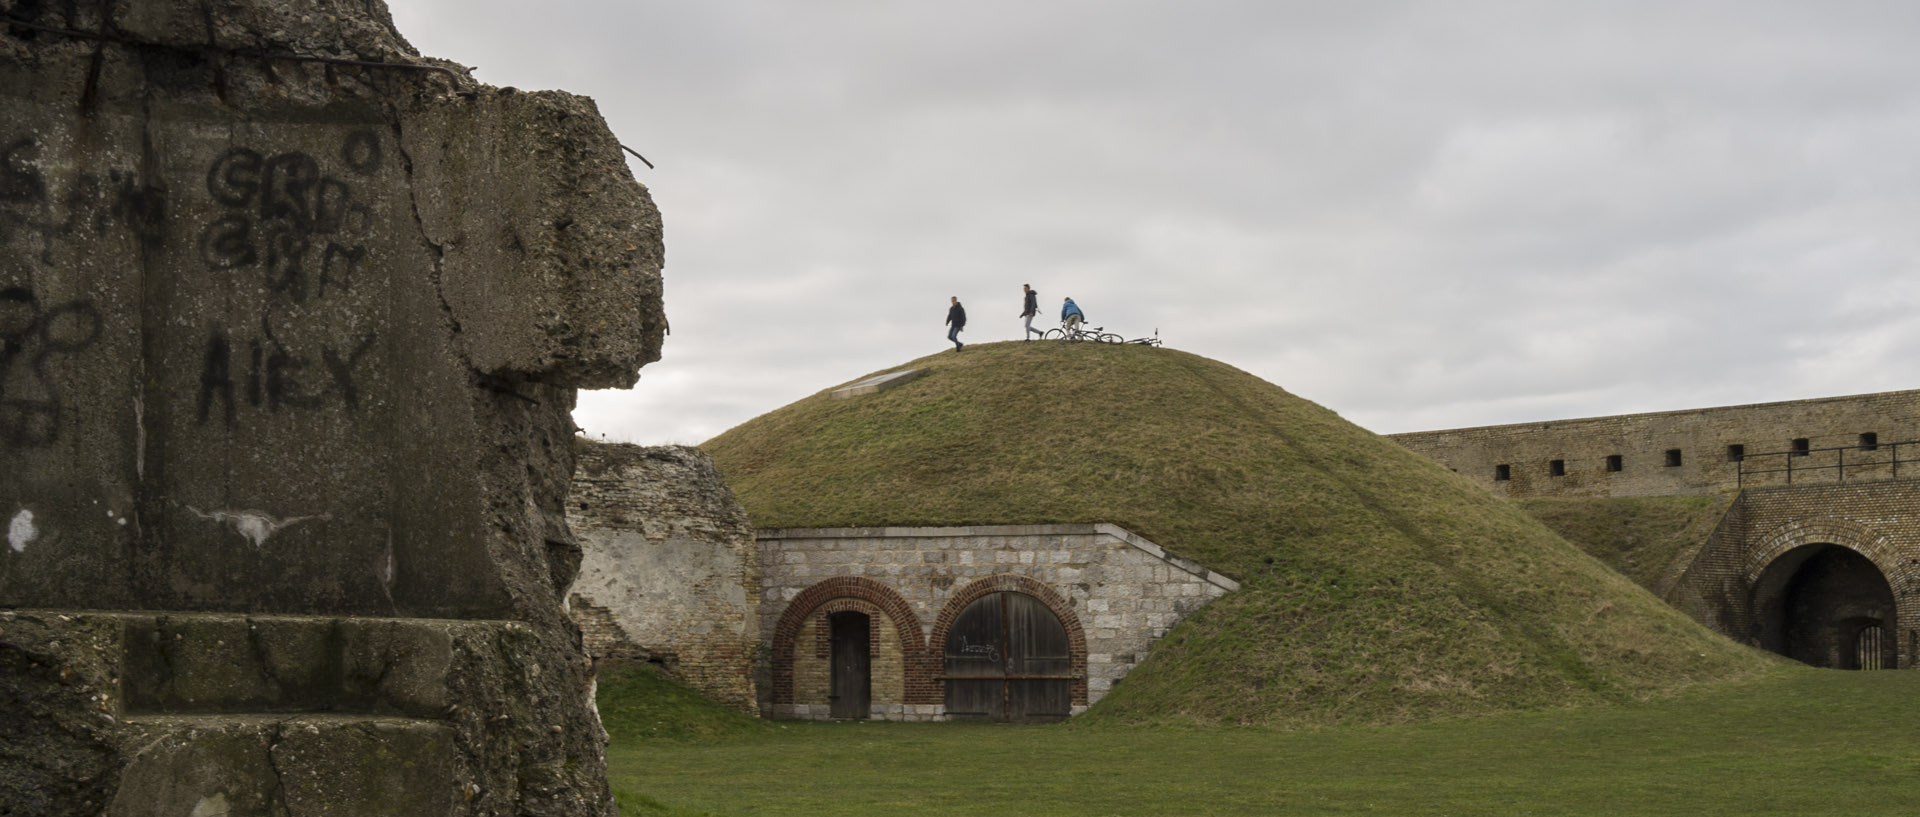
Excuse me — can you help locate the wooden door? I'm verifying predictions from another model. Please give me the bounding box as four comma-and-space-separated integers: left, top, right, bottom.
829, 611, 871, 719
943, 591, 1072, 722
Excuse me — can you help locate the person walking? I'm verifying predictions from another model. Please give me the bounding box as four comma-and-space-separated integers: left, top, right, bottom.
1061, 297, 1085, 332
946, 296, 967, 351
1020, 284, 1043, 340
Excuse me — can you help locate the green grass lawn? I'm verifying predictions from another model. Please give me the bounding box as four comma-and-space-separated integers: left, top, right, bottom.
607, 668, 1920, 816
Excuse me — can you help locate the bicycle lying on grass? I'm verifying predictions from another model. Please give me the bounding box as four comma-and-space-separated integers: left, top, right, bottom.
1041, 322, 1161, 346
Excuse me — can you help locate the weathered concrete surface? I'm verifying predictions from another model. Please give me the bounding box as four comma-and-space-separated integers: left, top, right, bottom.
0, 1, 664, 814
5, 611, 602, 816
568, 443, 760, 712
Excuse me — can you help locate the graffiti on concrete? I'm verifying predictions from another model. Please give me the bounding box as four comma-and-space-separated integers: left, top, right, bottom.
0, 287, 102, 448
197, 131, 379, 304
197, 323, 378, 426
194, 129, 387, 428
1, 137, 168, 266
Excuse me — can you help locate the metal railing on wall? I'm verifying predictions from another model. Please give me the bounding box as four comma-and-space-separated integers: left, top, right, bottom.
1736, 440, 1920, 487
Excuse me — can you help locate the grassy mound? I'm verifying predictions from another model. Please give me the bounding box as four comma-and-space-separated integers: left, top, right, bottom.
705, 341, 1774, 727
1515, 495, 1732, 594
596, 662, 771, 743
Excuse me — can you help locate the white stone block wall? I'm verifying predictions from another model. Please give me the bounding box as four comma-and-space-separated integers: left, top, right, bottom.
757, 523, 1236, 717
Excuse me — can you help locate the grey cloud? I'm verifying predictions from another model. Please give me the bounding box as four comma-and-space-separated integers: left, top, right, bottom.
392, 0, 1920, 445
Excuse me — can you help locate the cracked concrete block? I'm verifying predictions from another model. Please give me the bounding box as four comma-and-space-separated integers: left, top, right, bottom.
0, 0, 660, 813
404, 89, 666, 388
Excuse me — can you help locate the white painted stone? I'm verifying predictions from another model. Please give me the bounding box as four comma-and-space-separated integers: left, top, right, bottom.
7, 510, 34, 553
830, 368, 927, 400
189, 794, 231, 817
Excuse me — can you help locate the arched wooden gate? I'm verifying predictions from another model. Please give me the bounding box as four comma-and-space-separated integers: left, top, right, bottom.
941, 591, 1072, 722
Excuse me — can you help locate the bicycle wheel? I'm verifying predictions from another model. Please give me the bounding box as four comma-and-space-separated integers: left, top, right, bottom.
1098, 333, 1124, 344
1067, 330, 1086, 342
1042, 328, 1065, 340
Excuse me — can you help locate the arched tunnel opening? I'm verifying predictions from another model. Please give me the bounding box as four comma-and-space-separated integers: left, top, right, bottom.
1753, 544, 1898, 670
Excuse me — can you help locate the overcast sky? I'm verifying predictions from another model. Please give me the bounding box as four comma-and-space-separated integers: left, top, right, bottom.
391, 1, 1920, 444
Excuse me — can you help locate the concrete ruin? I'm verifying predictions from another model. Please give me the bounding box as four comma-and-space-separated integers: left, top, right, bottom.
0, 2, 664, 814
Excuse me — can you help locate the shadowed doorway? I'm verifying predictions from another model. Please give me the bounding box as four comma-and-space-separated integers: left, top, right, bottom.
1754, 544, 1897, 669
829, 611, 871, 718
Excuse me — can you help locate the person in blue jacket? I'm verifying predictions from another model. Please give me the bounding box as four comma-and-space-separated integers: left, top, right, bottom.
1061, 297, 1085, 332
946, 296, 967, 351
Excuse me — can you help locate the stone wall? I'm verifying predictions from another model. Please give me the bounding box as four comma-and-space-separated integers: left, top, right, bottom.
0, 2, 663, 814
1391, 390, 1920, 498
757, 524, 1238, 721
568, 442, 760, 712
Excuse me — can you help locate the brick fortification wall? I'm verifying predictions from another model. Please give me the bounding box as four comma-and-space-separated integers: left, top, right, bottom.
1392, 390, 1920, 671
568, 442, 760, 712
758, 524, 1238, 721
1391, 390, 1920, 498
1665, 481, 1920, 668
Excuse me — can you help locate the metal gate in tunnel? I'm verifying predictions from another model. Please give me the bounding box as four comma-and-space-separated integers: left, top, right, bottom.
942, 591, 1072, 722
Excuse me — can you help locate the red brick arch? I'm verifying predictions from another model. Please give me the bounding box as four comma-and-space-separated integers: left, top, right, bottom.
770, 576, 932, 705
930, 574, 1089, 706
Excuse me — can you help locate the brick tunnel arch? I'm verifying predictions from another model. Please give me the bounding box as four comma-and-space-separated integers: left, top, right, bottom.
770, 576, 932, 709
1745, 519, 1906, 670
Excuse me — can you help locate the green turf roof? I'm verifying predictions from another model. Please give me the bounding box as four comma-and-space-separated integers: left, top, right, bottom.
705, 341, 1776, 726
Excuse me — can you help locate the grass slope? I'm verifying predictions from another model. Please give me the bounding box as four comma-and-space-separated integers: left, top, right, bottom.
705, 342, 1774, 727
1514, 495, 1732, 594
596, 663, 773, 816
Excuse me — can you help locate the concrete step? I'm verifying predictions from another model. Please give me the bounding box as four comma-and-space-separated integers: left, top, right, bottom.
109, 714, 461, 817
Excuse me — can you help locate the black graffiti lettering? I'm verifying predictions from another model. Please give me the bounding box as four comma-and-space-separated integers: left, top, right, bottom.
0, 288, 33, 337
200, 214, 257, 269
206, 147, 263, 207
341, 130, 381, 175
340, 201, 372, 237
319, 243, 363, 298
0, 138, 47, 205
321, 332, 377, 409
111, 170, 168, 247
39, 301, 102, 352
313, 177, 353, 234
59, 173, 106, 233
0, 286, 101, 448
198, 139, 370, 299
264, 226, 310, 300
0, 138, 55, 265
198, 329, 236, 427
48, 169, 168, 248
247, 339, 264, 407
260, 152, 319, 228
266, 344, 322, 411
194, 327, 379, 425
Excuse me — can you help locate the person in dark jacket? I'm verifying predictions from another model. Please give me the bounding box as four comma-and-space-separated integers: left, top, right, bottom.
1020, 284, 1043, 340
946, 296, 967, 351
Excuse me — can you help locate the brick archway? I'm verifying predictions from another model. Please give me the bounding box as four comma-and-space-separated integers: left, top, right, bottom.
1743, 517, 1900, 585
1744, 517, 1909, 669
770, 576, 934, 705
930, 574, 1089, 706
